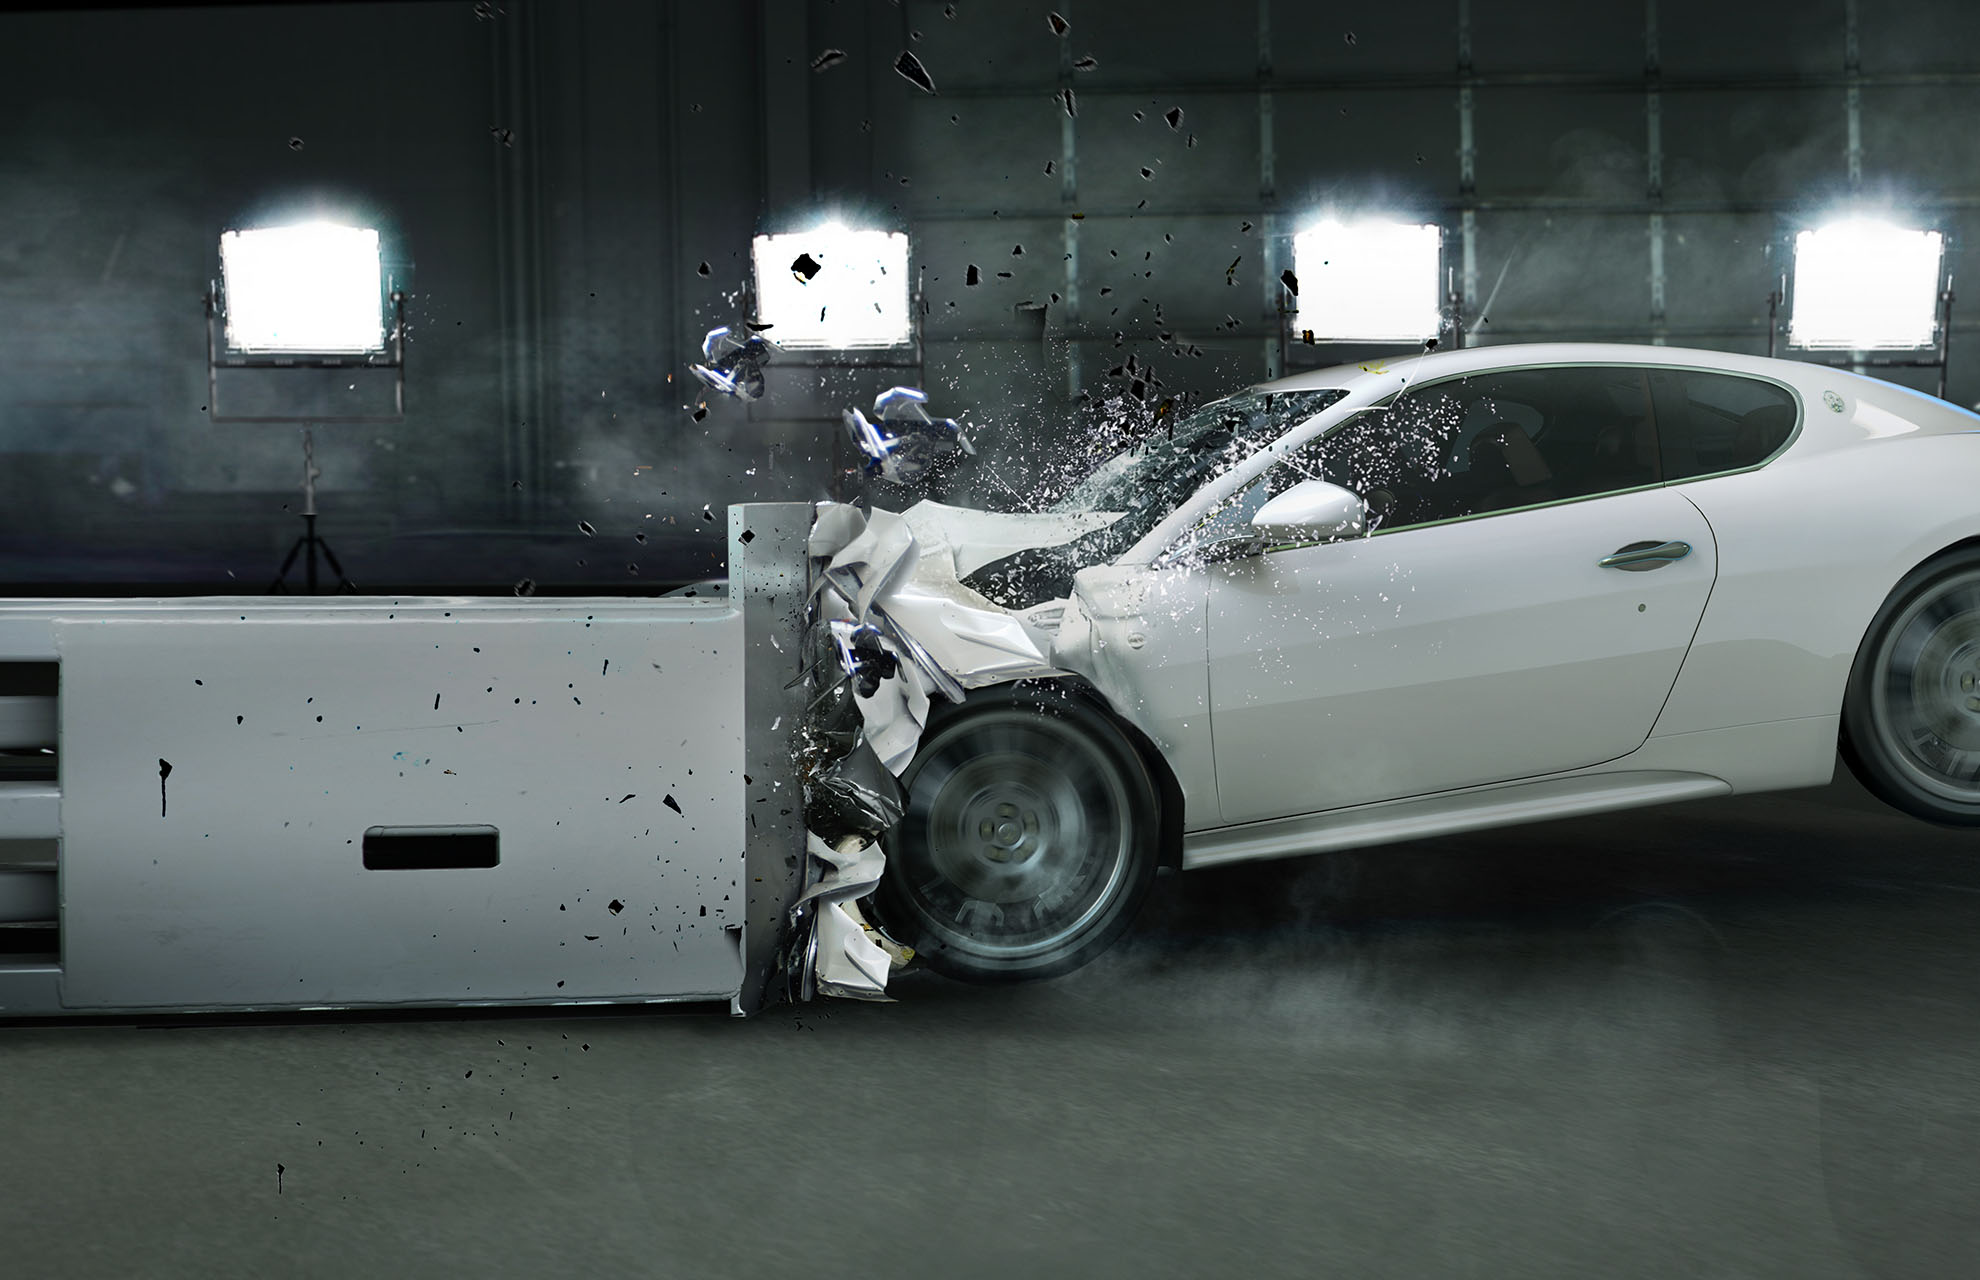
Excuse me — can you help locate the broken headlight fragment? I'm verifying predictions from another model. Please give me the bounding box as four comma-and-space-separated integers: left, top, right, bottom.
688, 325, 775, 401
832, 620, 899, 697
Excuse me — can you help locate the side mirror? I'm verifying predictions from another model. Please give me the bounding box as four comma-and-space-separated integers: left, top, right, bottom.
1250, 480, 1367, 545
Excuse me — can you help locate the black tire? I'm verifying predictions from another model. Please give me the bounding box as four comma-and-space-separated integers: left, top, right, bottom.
1842, 547, 1980, 826
872, 681, 1161, 983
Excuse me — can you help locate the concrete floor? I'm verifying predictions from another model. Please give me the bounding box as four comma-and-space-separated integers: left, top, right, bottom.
5, 764, 1980, 1279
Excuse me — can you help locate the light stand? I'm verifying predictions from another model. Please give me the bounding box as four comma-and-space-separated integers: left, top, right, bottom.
269, 428, 354, 593
202, 286, 406, 593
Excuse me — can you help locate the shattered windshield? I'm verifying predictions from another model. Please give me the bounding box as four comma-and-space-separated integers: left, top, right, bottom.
964, 386, 1349, 607
1048, 387, 1349, 521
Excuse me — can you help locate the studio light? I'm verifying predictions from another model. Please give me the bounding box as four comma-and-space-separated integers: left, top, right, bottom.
1291, 218, 1442, 343
1789, 218, 1945, 350
219, 222, 385, 353
751, 223, 911, 349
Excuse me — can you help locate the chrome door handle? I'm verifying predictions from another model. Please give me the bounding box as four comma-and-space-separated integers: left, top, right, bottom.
1599, 540, 1691, 571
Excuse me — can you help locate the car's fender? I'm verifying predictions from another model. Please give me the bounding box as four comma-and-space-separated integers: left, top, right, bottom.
1654, 430, 1980, 738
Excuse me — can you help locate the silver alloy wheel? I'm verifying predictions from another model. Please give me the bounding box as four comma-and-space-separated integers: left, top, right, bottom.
1868, 569, 1980, 802
892, 708, 1135, 964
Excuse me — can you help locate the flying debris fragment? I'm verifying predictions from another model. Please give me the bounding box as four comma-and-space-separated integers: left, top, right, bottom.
842, 386, 977, 484
789, 252, 823, 282
1280, 268, 1300, 295
688, 325, 775, 401
810, 48, 847, 72
1060, 88, 1078, 118
1047, 11, 1070, 35
1165, 106, 1184, 130
894, 49, 937, 93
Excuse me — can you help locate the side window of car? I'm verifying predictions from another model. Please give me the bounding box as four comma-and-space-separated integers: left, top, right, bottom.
1648, 369, 1799, 481
1512, 366, 1661, 499
1303, 367, 1661, 532
1310, 399, 1471, 529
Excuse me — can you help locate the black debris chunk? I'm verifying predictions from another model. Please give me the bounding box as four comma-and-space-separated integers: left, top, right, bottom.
1165, 107, 1184, 129
1139, 167, 1153, 180
739, 529, 756, 544
894, 49, 936, 93
1060, 88, 1077, 118
692, 405, 707, 421
619, 794, 635, 804
965, 264, 981, 286
663, 794, 683, 815
697, 261, 711, 276
578, 520, 595, 536
1072, 55, 1097, 70
1012, 244, 1024, 255
1280, 268, 1300, 295
609, 899, 625, 914
1047, 11, 1069, 35
515, 578, 536, 596
810, 48, 847, 72
287, 136, 304, 150
790, 252, 823, 282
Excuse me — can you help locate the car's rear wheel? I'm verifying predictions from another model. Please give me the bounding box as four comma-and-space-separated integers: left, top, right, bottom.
873, 682, 1160, 983
1844, 549, 1980, 826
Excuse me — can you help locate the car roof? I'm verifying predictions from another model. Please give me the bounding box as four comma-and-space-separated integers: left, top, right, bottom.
1251, 342, 1819, 399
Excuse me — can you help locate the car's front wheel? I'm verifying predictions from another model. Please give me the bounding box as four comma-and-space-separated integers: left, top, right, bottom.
873, 683, 1161, 983
1844, 548, 1980, 826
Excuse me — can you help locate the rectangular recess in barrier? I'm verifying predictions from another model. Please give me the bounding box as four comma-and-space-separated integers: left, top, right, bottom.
362, 825, 500, 871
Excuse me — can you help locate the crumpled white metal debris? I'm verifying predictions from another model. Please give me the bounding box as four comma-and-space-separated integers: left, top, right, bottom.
794, 500, 1068, 1001
808, 501, 1061, 775
793, 831, 894, 1000
809, 502, 920, 623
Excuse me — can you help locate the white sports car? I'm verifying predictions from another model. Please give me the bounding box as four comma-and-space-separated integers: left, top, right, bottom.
868, 342, 1980, 983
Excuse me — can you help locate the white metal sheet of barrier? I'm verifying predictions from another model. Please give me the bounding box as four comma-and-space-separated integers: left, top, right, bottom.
50, 598, 747, 1010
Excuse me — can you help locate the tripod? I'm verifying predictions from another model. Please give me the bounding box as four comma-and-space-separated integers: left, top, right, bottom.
270, 427, 356, 593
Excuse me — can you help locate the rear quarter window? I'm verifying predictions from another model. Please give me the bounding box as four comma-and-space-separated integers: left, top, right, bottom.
1649, 369, 1799, 480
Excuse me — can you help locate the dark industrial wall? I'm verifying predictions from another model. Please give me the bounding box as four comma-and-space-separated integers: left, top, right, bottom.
1, 0, 1976, 589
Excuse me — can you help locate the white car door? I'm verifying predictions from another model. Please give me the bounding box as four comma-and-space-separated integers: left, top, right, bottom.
1206, 487, 1717, 823
1200, 362, 1722, 826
